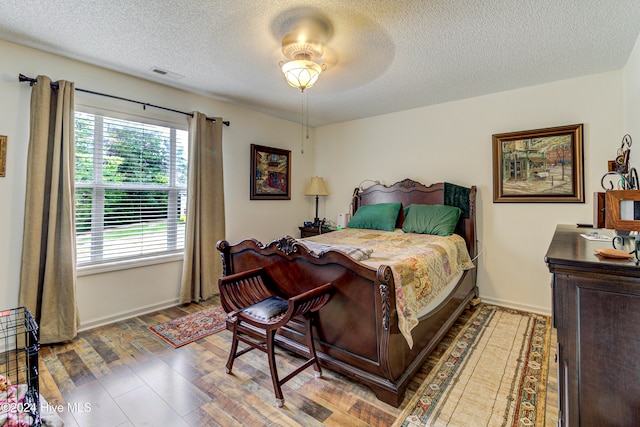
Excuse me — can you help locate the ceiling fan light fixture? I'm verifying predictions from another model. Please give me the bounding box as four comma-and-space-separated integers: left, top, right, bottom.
281, 59, 323, 92
281, 32, 324, 60
278, 16, 332, 153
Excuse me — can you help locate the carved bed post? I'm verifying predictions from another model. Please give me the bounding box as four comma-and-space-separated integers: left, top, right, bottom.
216, 240, 231, 277
377, 265, 393, 331
376, 264, 395, 382
351, 187, 361, 216
467, 186, 477, 260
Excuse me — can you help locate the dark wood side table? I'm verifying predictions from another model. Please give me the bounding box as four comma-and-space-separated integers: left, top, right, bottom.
545, 224, 640, 426
299, 226, 333, 238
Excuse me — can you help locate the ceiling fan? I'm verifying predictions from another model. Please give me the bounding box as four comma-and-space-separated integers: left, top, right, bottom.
278, 15, 333, 92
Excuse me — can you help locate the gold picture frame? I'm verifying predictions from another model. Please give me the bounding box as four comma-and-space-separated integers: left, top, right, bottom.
492, 124, 584, 203
0, 136, 6, 177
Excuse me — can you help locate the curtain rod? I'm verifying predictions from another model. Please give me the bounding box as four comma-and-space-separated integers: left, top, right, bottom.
18, 74, 230, 127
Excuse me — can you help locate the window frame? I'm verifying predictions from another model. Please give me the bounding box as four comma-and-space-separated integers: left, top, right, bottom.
74, 106, 189, 275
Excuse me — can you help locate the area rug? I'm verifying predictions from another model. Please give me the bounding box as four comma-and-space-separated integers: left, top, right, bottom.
148, 306, 227, 348
393, 304, 550, 427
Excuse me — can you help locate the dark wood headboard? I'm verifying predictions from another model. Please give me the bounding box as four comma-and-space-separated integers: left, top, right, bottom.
351, 179, 477, 259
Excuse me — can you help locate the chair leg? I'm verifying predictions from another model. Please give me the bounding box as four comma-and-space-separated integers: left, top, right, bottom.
305, 313, 322, 378
266, 329, 285, 407
225, 317, 240, 374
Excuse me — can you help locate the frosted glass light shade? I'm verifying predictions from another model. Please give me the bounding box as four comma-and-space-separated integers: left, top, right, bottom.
281, 59, 322, 91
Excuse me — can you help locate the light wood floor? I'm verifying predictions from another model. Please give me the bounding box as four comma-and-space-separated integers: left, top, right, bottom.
38, 298, 558, 426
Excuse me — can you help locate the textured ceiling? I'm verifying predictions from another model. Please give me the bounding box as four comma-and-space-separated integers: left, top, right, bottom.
1, 1, 640, 127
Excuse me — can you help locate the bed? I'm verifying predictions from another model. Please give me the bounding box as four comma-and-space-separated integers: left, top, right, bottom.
216, 179, 478, 407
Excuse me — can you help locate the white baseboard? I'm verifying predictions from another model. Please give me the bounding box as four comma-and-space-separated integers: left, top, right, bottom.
77, 295, 551, 333
78, 298, 181, 332
478, 295, 551, 317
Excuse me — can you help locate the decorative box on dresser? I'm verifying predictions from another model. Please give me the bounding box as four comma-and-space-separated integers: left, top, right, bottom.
545, 224, 640, 427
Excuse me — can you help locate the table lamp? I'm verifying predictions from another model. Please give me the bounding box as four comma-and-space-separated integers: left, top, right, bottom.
305, 177, 329, 226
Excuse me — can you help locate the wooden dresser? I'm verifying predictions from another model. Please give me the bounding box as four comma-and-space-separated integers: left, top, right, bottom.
545, 224, 640, 426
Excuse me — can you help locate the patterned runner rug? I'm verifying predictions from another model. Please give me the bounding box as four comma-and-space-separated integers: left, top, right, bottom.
148, 306, 227, 348
393, 304, 550, 427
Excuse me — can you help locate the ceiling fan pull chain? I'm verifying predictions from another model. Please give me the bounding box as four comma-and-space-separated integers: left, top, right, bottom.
306, 92, 310, 141
301, 89, 305, 154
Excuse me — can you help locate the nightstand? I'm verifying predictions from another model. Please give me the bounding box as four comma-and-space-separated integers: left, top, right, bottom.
299, 226, 334, 238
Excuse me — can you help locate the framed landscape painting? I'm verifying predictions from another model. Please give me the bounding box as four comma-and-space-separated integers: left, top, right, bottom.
492, 124, 584, 203
250, 144, 291, 200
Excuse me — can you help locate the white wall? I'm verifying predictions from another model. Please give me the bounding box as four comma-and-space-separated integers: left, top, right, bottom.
316, 71, 624, 314
624, 33, 640, 165
0, 40, 317, 328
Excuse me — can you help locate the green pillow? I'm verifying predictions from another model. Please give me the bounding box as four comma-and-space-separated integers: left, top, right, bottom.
402, 204, 461, 236
348, 202, 402, 231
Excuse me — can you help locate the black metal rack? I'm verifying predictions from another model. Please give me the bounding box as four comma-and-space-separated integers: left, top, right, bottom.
0, 307, 41, 426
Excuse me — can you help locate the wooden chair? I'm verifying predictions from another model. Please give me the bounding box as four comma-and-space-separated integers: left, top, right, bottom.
219, 267, 333, 407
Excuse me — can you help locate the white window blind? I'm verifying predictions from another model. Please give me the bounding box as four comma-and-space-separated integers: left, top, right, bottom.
75, 112, 188, 266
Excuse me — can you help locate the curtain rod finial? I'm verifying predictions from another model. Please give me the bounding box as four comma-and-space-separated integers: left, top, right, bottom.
18, 73, 37, 86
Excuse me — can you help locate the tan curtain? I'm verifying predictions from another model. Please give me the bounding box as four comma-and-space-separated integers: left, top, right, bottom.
179, 112, 225, 303
19, 75, 79, 344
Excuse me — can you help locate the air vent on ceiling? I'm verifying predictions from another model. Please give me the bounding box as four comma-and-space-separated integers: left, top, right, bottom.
151, 67, 185, 80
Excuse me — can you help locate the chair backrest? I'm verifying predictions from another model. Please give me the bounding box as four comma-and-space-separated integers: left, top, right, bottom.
219, 267, 273, 313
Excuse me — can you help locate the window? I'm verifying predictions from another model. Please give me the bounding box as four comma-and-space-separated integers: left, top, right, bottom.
75, 112, 188, 267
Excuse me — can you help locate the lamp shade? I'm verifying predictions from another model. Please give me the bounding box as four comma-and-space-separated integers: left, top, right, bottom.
281, 59, 322, 92
305, 177, 329, 196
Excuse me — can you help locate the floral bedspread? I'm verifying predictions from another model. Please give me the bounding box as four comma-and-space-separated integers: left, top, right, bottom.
304, 228, 475, 348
